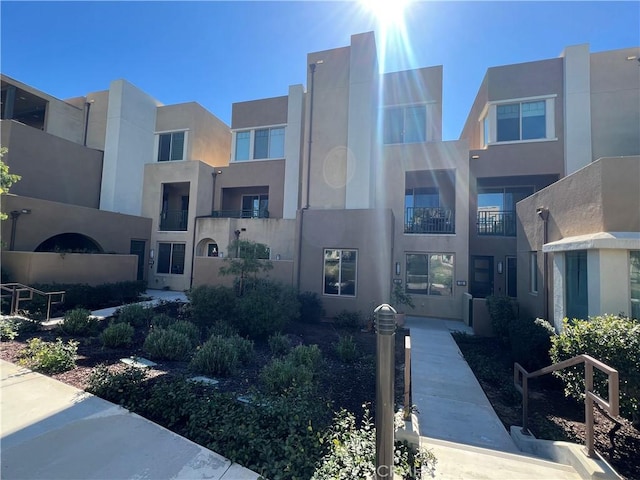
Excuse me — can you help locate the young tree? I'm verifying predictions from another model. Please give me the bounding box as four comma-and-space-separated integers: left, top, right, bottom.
219, 239, 273, 295
0, 147, 21, 220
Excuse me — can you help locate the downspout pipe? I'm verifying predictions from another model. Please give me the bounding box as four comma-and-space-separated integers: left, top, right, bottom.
537, 207, 549, 321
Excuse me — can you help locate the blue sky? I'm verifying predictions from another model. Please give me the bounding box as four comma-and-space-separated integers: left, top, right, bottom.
1, 1, 638, 140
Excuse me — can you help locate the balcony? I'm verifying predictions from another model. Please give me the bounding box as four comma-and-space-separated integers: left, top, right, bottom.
211, 209, 270, 219
405, 207, 455, 234
477, 210, 516, 236
160, 210, 188, 231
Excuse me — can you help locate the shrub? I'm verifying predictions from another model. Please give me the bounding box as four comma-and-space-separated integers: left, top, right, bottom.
86, 364, 147, 410
486, 295, 516, 344
115, 304, 152, 328
334, 335, 358, 364
289, 344, 323, 371
206, 321, 238, 338
18, 338, 78, 374
234, 280, 300, 338
186, 285, 237, 329
0, 317, 20, 341
143, 329, 193, 361
151, 313, 176, 329
509, 317, 555, 371
334, 310, 363, 330
100, 322, 134, 348
260, 357, 315, 395
268, 332, 291, 357
167, 320, 201, 346
58, 308, 100, 336
189, 335, 253, 377
550, 314, 640, 423
298, 291, 325, 323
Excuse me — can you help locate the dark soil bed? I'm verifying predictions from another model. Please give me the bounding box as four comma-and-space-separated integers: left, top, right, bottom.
454, 335, 640, 480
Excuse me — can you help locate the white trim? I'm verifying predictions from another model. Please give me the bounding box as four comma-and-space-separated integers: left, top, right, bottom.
487, 93, 558, 105
543, 232, 640, 253
490, 137, 558, 146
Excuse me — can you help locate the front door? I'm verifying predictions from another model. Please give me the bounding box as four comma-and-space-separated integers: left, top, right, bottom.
470, 256, 493, 298
130, 240, 146, 281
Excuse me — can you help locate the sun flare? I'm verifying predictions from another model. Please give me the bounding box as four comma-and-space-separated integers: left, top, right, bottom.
360, 0, 411, 28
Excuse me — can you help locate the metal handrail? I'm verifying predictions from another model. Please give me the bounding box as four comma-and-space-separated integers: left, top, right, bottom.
0, 283, 66, 321
514, 355, 619, 458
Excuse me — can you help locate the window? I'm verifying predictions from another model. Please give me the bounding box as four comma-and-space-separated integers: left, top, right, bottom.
234, 127, 285, 161
383, 105, 426, 144
630, 251, 640, 320
405, 253, 454, 296
207, 243, 219, 257
477, 186, 534, 236
157, 243, 185, 275
530, 252, 538, 294
235, 131, 250, 161
241, 194, 269, 218
482, 96, 555, 145
157, 132, 185, 161
324, 249, 357, 296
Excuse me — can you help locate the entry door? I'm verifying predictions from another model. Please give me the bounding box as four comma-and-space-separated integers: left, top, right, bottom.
130, 240, 146, 281
470, 256, 493, 298
566, 250, 588, 320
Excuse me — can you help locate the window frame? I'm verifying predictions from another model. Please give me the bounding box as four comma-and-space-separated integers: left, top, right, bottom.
480, 95, 556, 147
156, 131, 187, 162
156, 242, 186, 275
232, 125, 286, 162
630, 251, 639, 320
383, 104, 427, 145
323, 249, 358, 297
405, 252, 454, 297
529, 251, 538, 295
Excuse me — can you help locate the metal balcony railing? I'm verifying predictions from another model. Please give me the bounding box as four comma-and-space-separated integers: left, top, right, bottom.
160, 210, 188, 231
211, 209, 270, 219
405, 207, 455, 234
514, 355, 619, 458
0, 283, 66, 321
477, 210, 516, 236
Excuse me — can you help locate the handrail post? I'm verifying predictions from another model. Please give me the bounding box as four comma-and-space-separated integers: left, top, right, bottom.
585, 361, 595, 457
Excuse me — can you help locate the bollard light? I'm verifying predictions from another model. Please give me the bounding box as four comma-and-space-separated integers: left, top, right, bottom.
374, 304, 396, 479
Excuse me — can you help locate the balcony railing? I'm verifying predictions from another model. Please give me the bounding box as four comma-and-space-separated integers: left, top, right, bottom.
211, 209, 270, 219
160, 210, 188, 231
477, 210, 516, 236
405, 207, 455, 234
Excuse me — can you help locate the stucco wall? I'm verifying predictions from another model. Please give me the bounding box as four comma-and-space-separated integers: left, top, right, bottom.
192, 257, 294, 288
231, 96, 288, 130
1, 120, 103, 208
2, 252, 137, 286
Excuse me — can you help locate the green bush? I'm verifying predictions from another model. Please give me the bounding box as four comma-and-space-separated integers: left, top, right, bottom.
206, 321, 238, 338
311, 407, 436, 480
115, 304, 152, 328
289, 344, 323, 370
143, 329, 194, 361
100, 322, 135, 348
187, 285, 237, 329
189, 334, 253, 377
58, 308, 100, 336
298, 291, 325, 323
151, 313, 177, 329
1, 317, 21, 341
18, 338, 78, 374
334, 310, 363, 330
234, 280, 300, 338
167, 320, 201, 346
486, 295, 516, 344
268, 332, 291, 357
261, 344, 322, 395
86, 364, 147, 411
334, 335, 358, 364
509, 317, 555, 371
550, 314, 640, 423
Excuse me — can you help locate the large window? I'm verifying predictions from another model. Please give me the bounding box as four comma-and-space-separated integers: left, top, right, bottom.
158, 131, 185, 161
477, 186, 534, 236
482, 97, 555, 146
405, 253, 454, 296
324, 249, 357, 296
631, 251, 640, 320
157, 243, 185, 275
241, 194, 269, 218
233, 127, 285, 161
383, 105, 426, 144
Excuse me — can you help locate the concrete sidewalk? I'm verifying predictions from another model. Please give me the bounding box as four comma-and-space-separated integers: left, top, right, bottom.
0, 360, 259, 480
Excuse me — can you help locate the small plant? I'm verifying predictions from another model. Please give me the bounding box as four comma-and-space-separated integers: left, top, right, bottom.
334, 310, 364, 330
189, 335, 253, 377
86, 364, 147, 410
0, 317, 20, 341
167, 320, 201, 346
486, 295, 516, 344
100, 322, 134, 348
391, 283, 415, 313
151, 313, 176, 329
260, 357, 315, 395
115, 303, 152, 328
289, 344, 323, 370
298, 291, 326, 323
186, 285, 237, 329
268, 332, 292, 356
18, 337, 78, 374
334, 335, 358, 363
143, 329, 193, 361
58, 308, 100, 336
